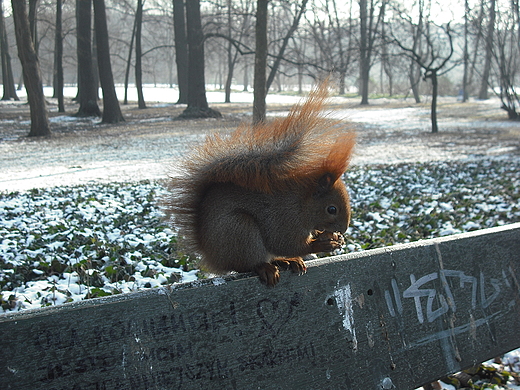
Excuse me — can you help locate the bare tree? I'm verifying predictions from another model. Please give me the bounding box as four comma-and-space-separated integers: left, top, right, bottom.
200, 0, 254, 102
464, 0, 485, 92
173, 0, 188, 104
54, 0, 64, 112
224, 0, 235, 103
123, 6, 137, 105
93, 0, 125, 123
359, 0, 386, 105
11, 0, 50, 137
515, 0, 520, 48
253, 0, 268, 124
305, 0, 356, 94
178, 0, 220, 118
0, 0, 18, 100
76, 0, 101, 117
380, 14, 393, 96
478, 0, 496, 100
488, 0, 520, 119
221, 0, 253, 103
385, 0, 425, 102
91, 20, 99, 98
135, 0, 146, 109
391, 21, 455, 133
461, 0, 469, 102
359, 0, 369, 103
407, 0, 424, 103
28, 0, 38, 53
265, 0, 308, 93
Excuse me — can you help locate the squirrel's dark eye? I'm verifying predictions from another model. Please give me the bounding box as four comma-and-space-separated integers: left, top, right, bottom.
327, 205, 337, 215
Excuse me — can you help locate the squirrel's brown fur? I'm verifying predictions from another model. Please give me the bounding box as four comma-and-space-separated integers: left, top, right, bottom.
167, 82, 355, 285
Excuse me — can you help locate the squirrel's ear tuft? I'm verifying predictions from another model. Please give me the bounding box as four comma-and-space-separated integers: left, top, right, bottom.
314, 172, 336, 196
323, 132, 356, 179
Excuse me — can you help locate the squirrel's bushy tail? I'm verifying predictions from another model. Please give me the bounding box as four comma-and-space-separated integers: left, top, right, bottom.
179, 81, 354, 192
166, 80, 355, 248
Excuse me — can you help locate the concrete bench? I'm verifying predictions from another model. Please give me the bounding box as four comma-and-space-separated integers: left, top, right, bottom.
1, 223, 519, 389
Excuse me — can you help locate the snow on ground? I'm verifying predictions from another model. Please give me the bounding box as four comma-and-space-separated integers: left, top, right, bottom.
0, 86, 287, 191
1, 85, 519, 192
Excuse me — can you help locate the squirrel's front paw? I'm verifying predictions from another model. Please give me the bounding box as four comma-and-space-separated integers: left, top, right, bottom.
310, 231, 345, 253
255, 263, 280, 286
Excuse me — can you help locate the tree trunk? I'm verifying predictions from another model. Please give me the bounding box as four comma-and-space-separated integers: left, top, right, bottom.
185, 0, 207, 109
123, 11, 137, 105
179, 0, 220, 118
0, 0, 18, 100
54, 0, 64, 112
461, 0, 469, 102
173, 0, 188, 104
515, 0, 520, 52
467, 0, 485, 88
76, 0, 101, 117
338, 70, 346, 95
224, 48, 235, 103
243, 63, 248, 91
410, 2, 423, 104
332, 0, 352, 96
494, 2, 519, 120
252, 0, 268, 125
265, 0, 308, 93
381, 18, 393, 97
478, 0, 496, 100
93, 0, 125, 123
135, 0, 146, 109
224, 0, 233, 103
17, 72, 23, 91
428, 70, 438, 133
11, 0, 50, 137
91, 24, 100, 99
28, 0, 38, 54
409, 59, 421, 103
359, 0, 369, 105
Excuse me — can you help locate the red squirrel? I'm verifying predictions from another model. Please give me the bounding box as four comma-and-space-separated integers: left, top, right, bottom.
167, 82, 355, 286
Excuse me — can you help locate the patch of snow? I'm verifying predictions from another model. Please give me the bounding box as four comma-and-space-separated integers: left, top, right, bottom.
462, 221, 481, 230
2, 88, 519, 191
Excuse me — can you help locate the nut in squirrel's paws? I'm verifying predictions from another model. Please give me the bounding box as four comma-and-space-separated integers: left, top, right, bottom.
310, 231, 345, 252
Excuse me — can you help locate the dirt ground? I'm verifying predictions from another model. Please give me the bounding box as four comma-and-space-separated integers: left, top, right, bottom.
0, 96, 518, 192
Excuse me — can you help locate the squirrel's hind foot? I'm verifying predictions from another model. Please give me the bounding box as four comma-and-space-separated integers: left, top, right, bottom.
255, 263, 280, 286
272, 257, 307, 275
255, 258, 307, 286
